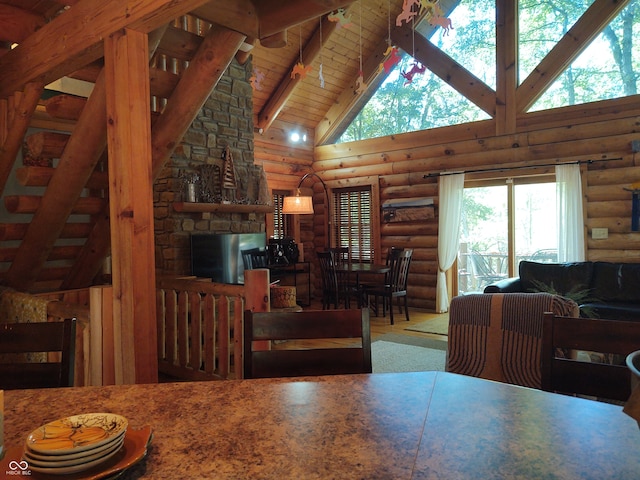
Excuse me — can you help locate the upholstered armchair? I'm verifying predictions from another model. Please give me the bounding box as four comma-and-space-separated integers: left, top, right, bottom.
446, 292, 578, 389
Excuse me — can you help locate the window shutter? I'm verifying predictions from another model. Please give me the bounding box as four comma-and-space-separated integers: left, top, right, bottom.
333, 186, 372, 262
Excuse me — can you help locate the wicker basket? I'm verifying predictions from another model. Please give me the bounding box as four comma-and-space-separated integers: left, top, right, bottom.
271, 286, 297, 308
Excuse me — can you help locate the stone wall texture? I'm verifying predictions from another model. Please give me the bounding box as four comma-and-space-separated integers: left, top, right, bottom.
154, 58, 266, 276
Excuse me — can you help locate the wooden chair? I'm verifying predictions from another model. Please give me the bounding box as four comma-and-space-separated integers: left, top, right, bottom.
243, 309, 372, 379
541, 313, 640, 402
241, 248, 268, 270
317, 250, 348, 309
364, 249, 413, 324
0, 318, 76, 389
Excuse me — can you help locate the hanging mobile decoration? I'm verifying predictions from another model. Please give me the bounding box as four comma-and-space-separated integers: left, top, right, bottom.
396, 0, 452, 35
250, 67, 265, 91
380, 0, 401, 73
355, 0, 366, 95
319, 17, 325, 88
396, 0, 419, 26
328, 8, 353, 28
401, 14, 425, 85
291, 25, 312, 79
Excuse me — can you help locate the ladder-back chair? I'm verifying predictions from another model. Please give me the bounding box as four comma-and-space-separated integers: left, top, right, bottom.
243, 309, 372, 379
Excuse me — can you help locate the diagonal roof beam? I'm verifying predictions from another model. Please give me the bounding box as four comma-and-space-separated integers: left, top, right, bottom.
0, 0, 212, 99
391, 24, 497, 117
516, 0, 631, 112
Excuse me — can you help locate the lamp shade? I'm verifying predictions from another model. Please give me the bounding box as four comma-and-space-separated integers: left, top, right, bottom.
282, 192, 314, 214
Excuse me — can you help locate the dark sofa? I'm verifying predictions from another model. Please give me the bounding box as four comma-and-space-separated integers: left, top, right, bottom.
484, 261, 640, 321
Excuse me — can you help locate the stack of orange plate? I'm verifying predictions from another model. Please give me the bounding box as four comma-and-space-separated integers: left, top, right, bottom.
22, 413, 128, 475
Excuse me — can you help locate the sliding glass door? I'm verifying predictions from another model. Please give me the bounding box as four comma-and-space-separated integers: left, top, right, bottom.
457, 180, 557, 294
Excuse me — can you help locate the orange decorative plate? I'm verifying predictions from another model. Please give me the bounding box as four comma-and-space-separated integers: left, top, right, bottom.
2, 425, 152, 479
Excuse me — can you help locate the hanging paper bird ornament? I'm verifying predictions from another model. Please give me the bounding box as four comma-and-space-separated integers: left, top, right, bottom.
379, 45, 402, 73
355, 71, 367, 95
291, 62, 313, 79
401, 62, 426, 85
429, 14, 453, 35
250, 68, 265, 91
396, 0, 419, 26
319, 63, 325, 88
328, 8, 353, 28
420, 0, 443, 18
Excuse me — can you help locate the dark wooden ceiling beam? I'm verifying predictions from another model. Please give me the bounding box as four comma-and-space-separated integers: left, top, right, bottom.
193, 0, 354, 42
516, 0, 631, 113
391, 24, 497, 117
0, 0, 210, 99
254, 0, 354, 39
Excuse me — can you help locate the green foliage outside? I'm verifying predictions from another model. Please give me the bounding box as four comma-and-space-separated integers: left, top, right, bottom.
338, 0, 640, 143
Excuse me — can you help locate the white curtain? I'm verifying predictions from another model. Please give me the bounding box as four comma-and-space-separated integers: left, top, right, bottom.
556, 164, 585, 262
436, 173, 465, 313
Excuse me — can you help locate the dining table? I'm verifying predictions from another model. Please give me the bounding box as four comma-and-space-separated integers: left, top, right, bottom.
2, 371, 639, 479
336, 262, 390, 308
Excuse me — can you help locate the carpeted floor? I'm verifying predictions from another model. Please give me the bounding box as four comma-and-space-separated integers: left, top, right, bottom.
372, 333, 447, 373
404, 314, 449, 336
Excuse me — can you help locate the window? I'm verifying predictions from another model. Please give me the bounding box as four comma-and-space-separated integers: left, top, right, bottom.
457, 179, 558, 294
332, 186, 373, 262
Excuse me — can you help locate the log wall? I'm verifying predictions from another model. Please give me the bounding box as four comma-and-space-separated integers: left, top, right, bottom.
309, 96, 640, 311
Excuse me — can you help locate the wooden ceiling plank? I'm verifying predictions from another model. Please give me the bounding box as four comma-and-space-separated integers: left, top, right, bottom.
315, 23, 395, 145
516, 0, 631, 113
257, 14, 340, 132
4, 69, 107, 291
0, 0, 210, 99
0, 81, 43, 196
392, 24, 497, 117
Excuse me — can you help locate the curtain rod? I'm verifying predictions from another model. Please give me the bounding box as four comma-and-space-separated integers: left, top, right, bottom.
422, 157, 624, 178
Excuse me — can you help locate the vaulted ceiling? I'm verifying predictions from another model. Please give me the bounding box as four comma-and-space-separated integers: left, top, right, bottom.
0, 0, 456, 292
1, 0, 624, 292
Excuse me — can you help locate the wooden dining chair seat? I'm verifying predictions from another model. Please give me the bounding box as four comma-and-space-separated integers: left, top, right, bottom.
243, 309, 372, 379
541, 313, 640, 402
317, 250, 351, 309
364, 249, 413, 324
0, 318, 76, 390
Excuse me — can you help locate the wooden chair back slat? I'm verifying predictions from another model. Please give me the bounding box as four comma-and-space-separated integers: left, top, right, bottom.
542, 313, 640, 402
244, 308, 372, 379
0, 318, 76, 389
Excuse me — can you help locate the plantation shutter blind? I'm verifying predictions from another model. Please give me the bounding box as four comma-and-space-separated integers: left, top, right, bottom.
332, 186, 373, 262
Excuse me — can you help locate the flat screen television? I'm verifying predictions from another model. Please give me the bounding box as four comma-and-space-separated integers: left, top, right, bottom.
191, 232, 267, 284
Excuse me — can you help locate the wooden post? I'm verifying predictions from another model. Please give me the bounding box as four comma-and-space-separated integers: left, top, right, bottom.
243, 269, 270, 362
104, 28, 158, 384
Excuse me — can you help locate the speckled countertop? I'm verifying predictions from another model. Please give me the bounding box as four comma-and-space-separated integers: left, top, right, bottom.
3, 372, 640, 479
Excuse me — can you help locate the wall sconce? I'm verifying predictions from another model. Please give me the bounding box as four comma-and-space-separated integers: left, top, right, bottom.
282, 173, 331, 242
